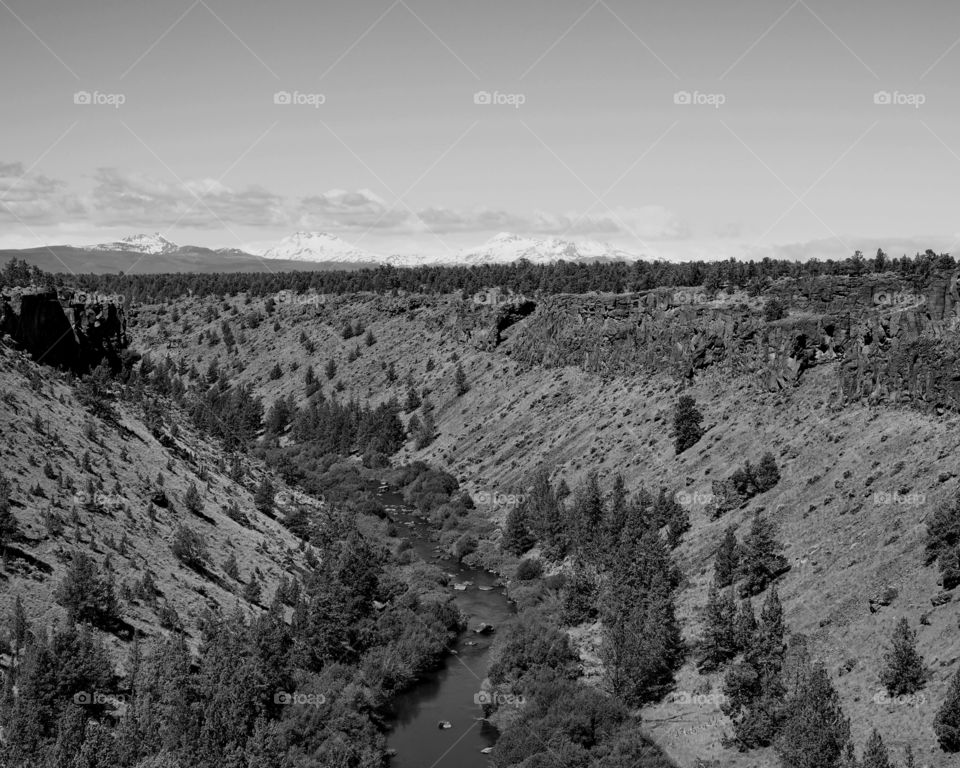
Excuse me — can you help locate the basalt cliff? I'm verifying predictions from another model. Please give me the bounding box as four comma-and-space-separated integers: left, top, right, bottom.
449, 270, 960, 413
0, 288, 128, 372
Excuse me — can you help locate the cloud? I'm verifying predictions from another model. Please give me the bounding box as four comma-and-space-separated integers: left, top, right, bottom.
91, 168, 286, 229
0, 162, 85, 224
0, 159, 690, 243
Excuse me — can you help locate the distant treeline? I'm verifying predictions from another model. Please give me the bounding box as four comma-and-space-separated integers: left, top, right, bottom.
2, 248, 952, 304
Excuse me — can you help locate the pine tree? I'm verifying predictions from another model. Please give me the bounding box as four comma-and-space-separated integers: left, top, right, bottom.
364, 328, 376, 346
879, 617, 926, 695
8, 595, 30, 656
502, 504, 535, 556
860, 729, 893, 768
254, 478, 274, 516
572, 471, 604, 559
224, 552, 240, 581
723, 586, 786, 748
715, 525, 739, 587
243, 576, 262, 605
0, 472, 17, 551
602, 474, 629, 557
775, 665, 851, 768
738, 512, 788, 597
454, 363, 469, 396
325, 358, 337, 380
935, 667, 960, 752
386, 361, 397, 383
672, 395, 704, 454
753, 452, 781, 493
414, 409, 436, 449
700, 580, 737, 670
404, 386, 421, 412
734, 597, 757, 651
183, 482, 202, 515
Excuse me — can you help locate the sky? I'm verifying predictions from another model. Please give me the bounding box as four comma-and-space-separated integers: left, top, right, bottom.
2, 0, 960, 262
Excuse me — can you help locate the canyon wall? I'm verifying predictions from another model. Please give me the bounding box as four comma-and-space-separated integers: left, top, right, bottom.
474, 271, 960, 411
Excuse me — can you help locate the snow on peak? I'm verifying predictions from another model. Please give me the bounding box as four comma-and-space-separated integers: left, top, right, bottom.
454, 233, 641, 266
89, 233, 180, 255
260, 232, 381, 263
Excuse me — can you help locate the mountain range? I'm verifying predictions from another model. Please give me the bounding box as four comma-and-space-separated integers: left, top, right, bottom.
0, 231, 645, 274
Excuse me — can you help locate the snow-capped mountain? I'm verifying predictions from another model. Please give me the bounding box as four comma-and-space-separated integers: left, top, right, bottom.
259, 232, 382, 263
89, 233, 180, 255
451, 232, 642, 266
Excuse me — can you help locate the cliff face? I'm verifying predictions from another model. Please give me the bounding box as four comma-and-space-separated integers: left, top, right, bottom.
0, 288, 128, 372
498, 271, 960, 411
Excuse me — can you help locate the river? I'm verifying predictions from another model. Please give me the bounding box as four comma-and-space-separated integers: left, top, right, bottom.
380, 493, 515, 767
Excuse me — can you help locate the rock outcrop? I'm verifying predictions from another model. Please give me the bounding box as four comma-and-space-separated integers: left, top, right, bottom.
494, 271, 960, 412
0, 287, 128, 373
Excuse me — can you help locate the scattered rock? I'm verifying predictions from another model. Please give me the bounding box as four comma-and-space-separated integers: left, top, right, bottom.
932, 591, 953, 607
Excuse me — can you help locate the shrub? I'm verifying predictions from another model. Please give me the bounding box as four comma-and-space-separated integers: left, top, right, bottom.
672, 395, 703, 454
515, 558, 543, 581
171, 525, 207, 570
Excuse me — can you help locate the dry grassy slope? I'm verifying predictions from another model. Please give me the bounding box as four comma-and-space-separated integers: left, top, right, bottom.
136, 292, 960, 767
0, 343, 312, 662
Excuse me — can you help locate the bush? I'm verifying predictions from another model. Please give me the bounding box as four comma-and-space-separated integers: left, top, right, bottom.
672, 395, 703, 454
171, 524, 207, 570
515, 558, 543, 581
54, 551, 120, 626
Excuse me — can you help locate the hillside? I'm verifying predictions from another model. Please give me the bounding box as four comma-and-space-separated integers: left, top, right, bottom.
122, 271, 960, 767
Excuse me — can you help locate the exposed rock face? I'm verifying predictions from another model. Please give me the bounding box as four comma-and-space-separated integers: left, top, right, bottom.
499, 271, 960, 411
0, 288, 128, 373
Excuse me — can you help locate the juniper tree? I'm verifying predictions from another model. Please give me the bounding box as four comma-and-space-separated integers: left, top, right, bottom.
454, 362, 469, 396
54, 551, 120, 626
325, 358, 337, 380
0, 472, 17, 551
701, 579, 738, 670
934, 667, 960, 752
879, 617, 926, 696
775, 664, 851, 768
183, 482, 202, 515
860, 729, 894, 768
502, 503, 535, 556
404, 386, 421, 413
672, 395, 704, 454
734, 597, 758, 650
254, 477, 275, 516
723, 585, 787, 748
753, 452, 781, 493
738, 512, 788, 597
715, 525, 740, 588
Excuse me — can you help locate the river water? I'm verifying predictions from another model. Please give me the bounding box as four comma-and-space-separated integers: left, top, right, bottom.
381, 495, 515, 767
